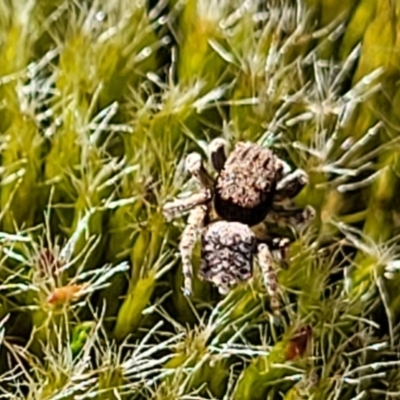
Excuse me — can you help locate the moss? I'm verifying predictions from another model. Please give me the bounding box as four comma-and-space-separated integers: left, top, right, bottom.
0, 0, 399, 398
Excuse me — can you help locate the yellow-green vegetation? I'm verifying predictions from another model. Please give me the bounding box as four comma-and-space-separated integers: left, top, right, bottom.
0, 0, 400, 398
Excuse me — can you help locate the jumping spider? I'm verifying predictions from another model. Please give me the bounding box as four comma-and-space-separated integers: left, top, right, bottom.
163, 139, 314, 314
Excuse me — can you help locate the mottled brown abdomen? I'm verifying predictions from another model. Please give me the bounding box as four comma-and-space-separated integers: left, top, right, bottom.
199, 221, 256, 291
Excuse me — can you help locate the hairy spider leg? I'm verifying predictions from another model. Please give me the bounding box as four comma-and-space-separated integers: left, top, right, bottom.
185, 152, 214, 189
257, 243, 280, 315
162, 189, 211, 221
251, 223, 291, 268
271, 237, 291, 268
264, 161, 315, 231
264, 204, 316, 227
274, 167, 309, 202
162, 151, 215, 220
179, 205, 208, 297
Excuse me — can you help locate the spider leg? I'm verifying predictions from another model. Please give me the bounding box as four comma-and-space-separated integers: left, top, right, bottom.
162, 189, 211, 221
270, 237, 290, 269
185, 152, 214, 189
264, 204, 315, 228
274, 168, 309, 202
257, 243, 280, 315
252, 223, 291, 268
179, 205, 208, 297
162, 150, 215, 220
208, 138, 228, 172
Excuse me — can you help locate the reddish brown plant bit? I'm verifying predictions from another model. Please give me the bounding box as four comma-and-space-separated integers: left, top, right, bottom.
286, 325, 312, 361
47, 283, 88, 305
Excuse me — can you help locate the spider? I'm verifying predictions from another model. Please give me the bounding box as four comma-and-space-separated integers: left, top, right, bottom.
163, 138, 314, 314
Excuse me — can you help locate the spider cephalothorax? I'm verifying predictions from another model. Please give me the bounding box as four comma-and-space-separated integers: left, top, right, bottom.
163, 138, 314, 314
215, 141, 296, 225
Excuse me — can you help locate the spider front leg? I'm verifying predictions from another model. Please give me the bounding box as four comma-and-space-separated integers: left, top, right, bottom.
257, 243, 280, 315
178, 205, 208, 297
162, 152, 214, 220
271, 160, 314, 226
185, 152, 214, 189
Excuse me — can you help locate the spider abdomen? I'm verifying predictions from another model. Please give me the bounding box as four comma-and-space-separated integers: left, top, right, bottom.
199, 221, 256, 294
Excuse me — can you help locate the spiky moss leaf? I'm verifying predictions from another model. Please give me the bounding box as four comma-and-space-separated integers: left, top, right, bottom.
44, 107, 82, 234
113, 269, 156, 341
130, 226, 151, 279
95, 2, 161, 109
283, 123, 338, 243
131, 212, 166, 283
100, 199, 144, 326
227, 4, 305, 142
352, 0, 397, 85
163, 330, 229, 398
230, 71, 267, 142
339, 0, 377, 60
0, 5, 42, 233
175, 1, 233, 138
345, 3, 400, 301
362, 154, 398, 242
161, 289, 265, 396
211, 287, 264, 339
103, 139, 153, 265
0, 115, 43, 231
232, 337, 305, 400
316, 0, 359, 60
64, 155, 128, 269
51, 1, 159, 108
113, 213, 167, 341
122, 81, 211, 171
315, 0, 359, 60
164, 356, 229, 398
177, 0, 229, 90
384, 88, 400, 321
170, 244, 212, 325
279, 238, 328, 318
105, 199, 144, 263
98, 368, 125, 400
193, 359, 230, 398
347, 156, 400, 305
120, 81, 229, 321
29, 312, 57, 357
0, 0, 37, 76
319, 0, 360, 27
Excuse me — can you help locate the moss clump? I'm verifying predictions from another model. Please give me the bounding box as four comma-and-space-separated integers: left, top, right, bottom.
0, 0, 400, 398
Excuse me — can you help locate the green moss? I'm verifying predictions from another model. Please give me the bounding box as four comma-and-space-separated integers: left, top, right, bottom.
0, 0, 399, 398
